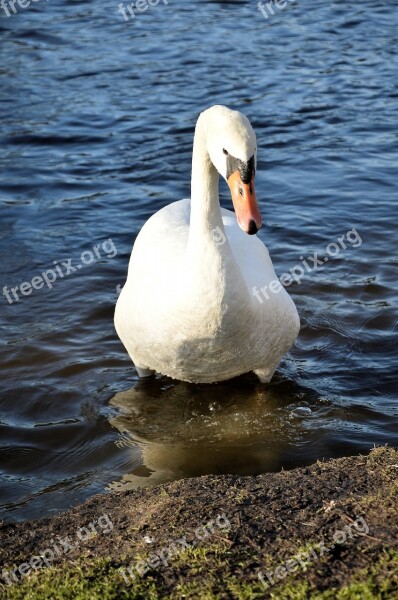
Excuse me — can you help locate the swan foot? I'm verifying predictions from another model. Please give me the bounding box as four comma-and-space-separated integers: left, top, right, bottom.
135, 365, 155, 378
254, 367, 275, 384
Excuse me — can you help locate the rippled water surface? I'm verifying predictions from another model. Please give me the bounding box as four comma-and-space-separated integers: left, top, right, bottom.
0, 0, 397, 522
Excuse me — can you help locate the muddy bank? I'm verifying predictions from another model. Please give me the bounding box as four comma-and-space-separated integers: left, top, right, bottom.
1, 446, 397, 599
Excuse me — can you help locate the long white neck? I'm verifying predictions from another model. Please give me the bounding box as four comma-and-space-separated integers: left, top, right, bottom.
187, 112, 226, 249
173, 109, 253, 333
181, 112, 248, 317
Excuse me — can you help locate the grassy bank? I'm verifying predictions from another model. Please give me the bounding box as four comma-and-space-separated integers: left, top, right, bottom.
1, 447, 397, 599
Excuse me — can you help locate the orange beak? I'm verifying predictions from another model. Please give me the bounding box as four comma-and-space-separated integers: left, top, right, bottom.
227, 171, 262, 235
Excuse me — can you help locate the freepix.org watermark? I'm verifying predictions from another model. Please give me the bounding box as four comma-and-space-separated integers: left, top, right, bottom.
257, 515, 369, 589
252, 227, 362, 304
118, 513, 231, 583
0, 0, 49, 18
1, 513, 114, 586
118, 0, 168, 22
2, 238, 117, 305
257, 0, 296, 21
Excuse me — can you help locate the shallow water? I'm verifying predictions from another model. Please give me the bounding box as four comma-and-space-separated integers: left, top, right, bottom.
0, 0, 397, 522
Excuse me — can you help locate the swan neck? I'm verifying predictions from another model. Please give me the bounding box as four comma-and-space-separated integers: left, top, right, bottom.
189, 114, 225, 239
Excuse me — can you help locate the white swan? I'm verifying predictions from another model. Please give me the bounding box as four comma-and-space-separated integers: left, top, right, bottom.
115, 105, 300, 383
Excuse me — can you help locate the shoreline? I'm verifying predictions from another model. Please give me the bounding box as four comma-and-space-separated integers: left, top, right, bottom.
1, 446, 397, 598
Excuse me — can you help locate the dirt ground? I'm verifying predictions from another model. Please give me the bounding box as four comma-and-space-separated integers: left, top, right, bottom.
0, 446, 397, 599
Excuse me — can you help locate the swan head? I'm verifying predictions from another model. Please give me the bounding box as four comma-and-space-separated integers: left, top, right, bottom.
203, 105, 262, 235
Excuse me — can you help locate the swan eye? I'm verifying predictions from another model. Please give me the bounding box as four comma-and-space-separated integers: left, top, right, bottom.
223, 148, 229, 155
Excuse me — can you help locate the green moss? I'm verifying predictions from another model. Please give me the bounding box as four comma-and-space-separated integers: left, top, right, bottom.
1, 546, 396, 600
0, 559, 161, 600
229, 549, 398, 600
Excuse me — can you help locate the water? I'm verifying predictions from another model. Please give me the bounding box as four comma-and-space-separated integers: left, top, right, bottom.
0, 0, 397, 522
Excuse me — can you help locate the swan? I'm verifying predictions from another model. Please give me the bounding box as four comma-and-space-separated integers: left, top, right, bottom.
115, 105, 300, 383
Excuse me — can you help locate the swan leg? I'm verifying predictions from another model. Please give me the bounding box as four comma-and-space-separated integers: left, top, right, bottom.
135, 365, 155, 378
254, 366, 276, 383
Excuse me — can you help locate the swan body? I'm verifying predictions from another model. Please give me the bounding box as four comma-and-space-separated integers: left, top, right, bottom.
115, 106, 300, 383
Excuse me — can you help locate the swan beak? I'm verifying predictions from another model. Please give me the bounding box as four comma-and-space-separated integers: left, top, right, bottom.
227, 171, 262, 235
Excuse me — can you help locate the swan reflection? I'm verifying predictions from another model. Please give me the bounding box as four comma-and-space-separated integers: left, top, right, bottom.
107, 374, 343, 491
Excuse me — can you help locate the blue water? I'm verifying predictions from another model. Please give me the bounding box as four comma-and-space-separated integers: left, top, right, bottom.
0, 0, 397, 521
